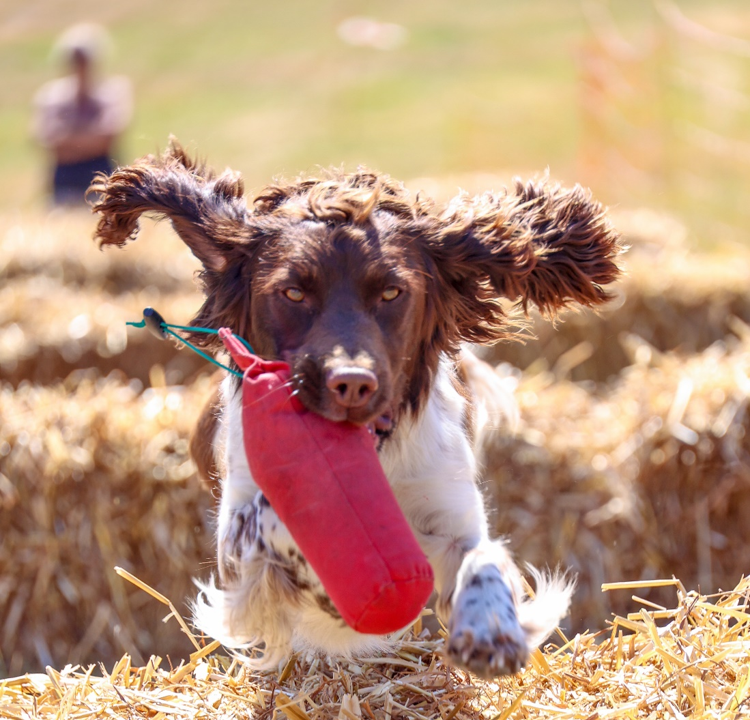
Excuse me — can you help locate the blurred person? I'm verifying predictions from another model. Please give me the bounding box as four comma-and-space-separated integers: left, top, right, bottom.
32, 23, 132, 205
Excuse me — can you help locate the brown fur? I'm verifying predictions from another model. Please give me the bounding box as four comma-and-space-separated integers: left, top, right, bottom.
90, 139, 621, 480
453, 352, 478, 447
189, 374, 223, 494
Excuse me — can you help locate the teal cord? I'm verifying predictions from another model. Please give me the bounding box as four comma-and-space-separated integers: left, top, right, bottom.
163, 326, 243, 378
126, 310, 254, 378
159, 322, 255, 354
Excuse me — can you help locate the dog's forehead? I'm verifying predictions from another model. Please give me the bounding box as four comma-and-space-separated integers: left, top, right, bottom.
266, 215, 416, 272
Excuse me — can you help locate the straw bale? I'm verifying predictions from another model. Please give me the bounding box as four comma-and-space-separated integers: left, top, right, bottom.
5, 332, 749, 677
482, 246, 750, 382
0, 211, 208, 385
4, 208, 750, 387
483, 330, 750, 632
5, 204, 750, 690
3, 576, 750, 719
0, 211, 201, 295
0, 277, 208, 385
0, 373, 216, 677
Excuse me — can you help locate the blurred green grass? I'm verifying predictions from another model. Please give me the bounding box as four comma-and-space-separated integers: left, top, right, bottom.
0, 0, 586, 208
1, 0, 749, 238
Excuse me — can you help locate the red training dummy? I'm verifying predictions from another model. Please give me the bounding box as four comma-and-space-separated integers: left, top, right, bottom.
219, 329, 434, 635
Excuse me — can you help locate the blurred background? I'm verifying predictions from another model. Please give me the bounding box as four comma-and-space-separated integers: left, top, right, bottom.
1, 0, 749, 236
3, 0, 750, 677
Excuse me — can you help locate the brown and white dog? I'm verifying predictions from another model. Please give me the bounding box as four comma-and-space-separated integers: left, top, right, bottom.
90, 141, 620, 678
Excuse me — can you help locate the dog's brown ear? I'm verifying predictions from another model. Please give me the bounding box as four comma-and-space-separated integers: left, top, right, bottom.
422, 177, 622, 347
89, 139, 248, 272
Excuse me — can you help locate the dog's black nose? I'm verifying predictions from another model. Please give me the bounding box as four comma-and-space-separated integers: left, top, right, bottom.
326, 367, 378, 408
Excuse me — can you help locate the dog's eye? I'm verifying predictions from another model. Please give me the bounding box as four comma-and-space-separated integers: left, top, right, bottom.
284, 287, 305, 303
381, 287, 401, 302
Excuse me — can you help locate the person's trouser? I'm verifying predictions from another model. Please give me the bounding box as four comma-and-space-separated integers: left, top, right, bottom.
52, 155, 115, 205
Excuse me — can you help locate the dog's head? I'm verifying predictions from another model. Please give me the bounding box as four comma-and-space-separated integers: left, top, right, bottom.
244, 178, 433, 434
91, 141, 621, 430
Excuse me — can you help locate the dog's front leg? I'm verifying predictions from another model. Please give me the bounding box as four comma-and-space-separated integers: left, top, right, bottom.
423, 492, 573, 679
387, 367, 573, 678
195, 383, 305, 666
215, 382, 262, 584
446, 537, 531, 677
392, 457, 540, 675
413, 484, 537, 678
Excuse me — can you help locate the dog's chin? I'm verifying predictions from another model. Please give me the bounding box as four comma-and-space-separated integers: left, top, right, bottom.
298, 395, 394, 438
321, 405, 392, 429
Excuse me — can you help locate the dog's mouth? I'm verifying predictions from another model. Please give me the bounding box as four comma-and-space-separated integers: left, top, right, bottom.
292, 377, 395, 448
321, 405, 395, 442
367, 411, 394, 440
362, 412, 394, 452
289, 360, 394, 435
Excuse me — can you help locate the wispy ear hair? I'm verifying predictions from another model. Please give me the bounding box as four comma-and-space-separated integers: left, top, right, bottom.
89, 138, 249, 272
439, 178, 620, 312
423, 177, 622, 348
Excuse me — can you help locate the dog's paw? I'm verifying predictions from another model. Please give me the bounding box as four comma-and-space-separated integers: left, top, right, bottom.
447, 566, 528, 678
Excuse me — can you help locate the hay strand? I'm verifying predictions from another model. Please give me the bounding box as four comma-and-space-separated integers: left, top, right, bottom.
3, 574, 750, 719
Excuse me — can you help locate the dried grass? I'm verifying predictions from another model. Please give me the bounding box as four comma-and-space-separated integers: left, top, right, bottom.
3, 575, 750, 720
0, 210, 201, 293
4, 324, 750, 677
0, 373, 216, 677
4, 206, 750, 712
0, 277, 206, 385
485, 326, 750, 632
5, 208, 750, 387
483, 217, 750, 381
0, 209, 206, 385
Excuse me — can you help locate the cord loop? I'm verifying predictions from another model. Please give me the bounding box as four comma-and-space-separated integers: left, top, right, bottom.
126, 307, 254, 378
